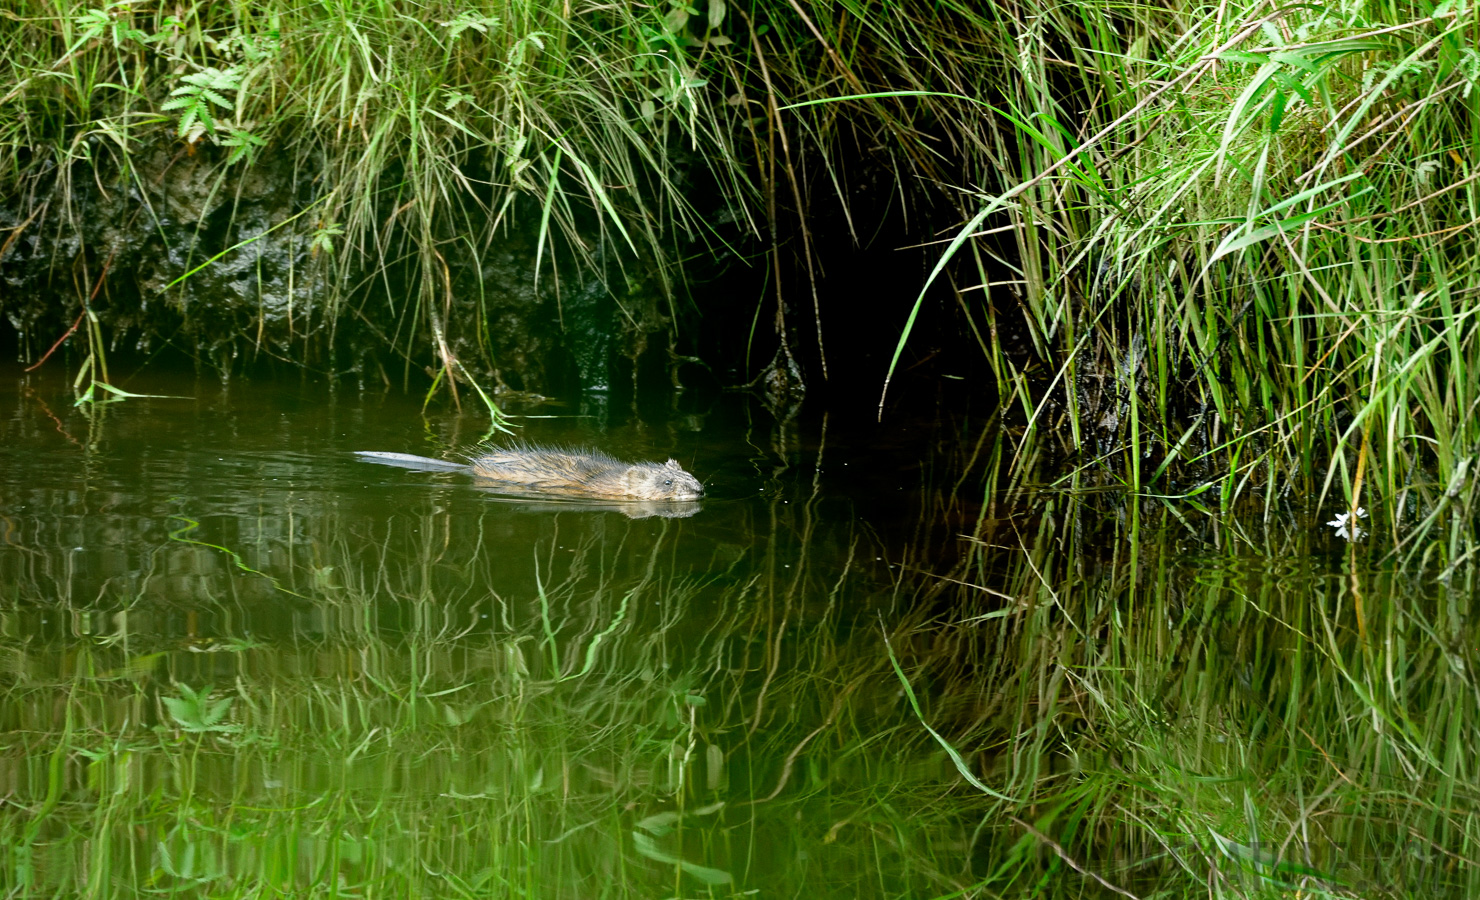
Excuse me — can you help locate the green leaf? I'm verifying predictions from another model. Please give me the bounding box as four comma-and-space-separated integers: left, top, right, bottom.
878, 203, 994, 416
161, 695, 192, 726
92, 382, 190, 400
631, 832, 733, 885
221, 128, 266, 166
442, 11, 499, 41
1270, 50, 1322, 75
204, 696, 232, 726
884, 635, 1017, 801
162, 684, 240, 733
1215, 59, 1281, 179
1209, 173, 1369, 262
635, 811, 680, 835
1214, 51, 1269, 64
1267, 88, 1288, 132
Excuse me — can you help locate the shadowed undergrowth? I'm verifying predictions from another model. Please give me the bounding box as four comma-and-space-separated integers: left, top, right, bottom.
839, 0, 1480, 561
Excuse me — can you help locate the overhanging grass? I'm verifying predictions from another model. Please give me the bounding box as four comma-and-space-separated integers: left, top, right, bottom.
811, 0, 1480, 560
0, 0, 763, 383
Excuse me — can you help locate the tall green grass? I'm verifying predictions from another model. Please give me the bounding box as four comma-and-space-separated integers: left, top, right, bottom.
0, 0, 760, 390
822, 0, 1480, 558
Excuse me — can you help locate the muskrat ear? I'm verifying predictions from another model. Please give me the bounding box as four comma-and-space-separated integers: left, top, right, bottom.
665, 459, 681, 469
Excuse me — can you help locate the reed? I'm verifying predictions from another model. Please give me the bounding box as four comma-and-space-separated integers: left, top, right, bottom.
0, 0, 758, 395
914, 0, 1478, 558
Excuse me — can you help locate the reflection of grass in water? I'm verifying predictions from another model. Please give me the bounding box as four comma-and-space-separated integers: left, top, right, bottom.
917, 494, 1480, 897
3, 509, 951, 896
5, 472, 1480, 895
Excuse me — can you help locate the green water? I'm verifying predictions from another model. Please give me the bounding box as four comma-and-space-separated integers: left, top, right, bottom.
2, 363, 1476, 898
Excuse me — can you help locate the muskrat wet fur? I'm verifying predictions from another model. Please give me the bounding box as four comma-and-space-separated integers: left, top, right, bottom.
470, 444, 703, 501
356, 444, 703, 501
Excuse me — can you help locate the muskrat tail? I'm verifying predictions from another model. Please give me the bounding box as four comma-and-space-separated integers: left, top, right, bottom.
355, 451, 469, 473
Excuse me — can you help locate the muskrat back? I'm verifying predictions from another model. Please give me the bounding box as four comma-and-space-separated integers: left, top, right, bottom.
469, 444, 704, 501
355, 445, 704, 501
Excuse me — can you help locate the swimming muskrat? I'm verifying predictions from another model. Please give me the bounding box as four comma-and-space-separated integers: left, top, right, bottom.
355, 444, 704, 501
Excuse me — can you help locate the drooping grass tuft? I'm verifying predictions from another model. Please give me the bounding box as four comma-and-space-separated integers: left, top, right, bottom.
813, 0, 1480, 561
0, 1, 763, 385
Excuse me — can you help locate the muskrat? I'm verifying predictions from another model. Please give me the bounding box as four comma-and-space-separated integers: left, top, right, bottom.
355, 444, 704, 502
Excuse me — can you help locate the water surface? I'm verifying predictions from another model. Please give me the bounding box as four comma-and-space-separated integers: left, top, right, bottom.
2, 362, 1476, 897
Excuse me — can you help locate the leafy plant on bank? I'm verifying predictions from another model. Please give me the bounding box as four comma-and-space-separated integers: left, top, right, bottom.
0, 0, 764, 402
826, 0, 1480, 562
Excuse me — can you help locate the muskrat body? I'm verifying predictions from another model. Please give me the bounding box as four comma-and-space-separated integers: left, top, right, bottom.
469, 445, 704, 501
355, 444, 703, 502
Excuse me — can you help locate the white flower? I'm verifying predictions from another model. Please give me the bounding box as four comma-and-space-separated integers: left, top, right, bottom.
1326, 508, 1368, 541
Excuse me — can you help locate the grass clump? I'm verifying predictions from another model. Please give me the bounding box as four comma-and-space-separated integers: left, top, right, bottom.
0, 1, 758, 387
808, 0, 1480, 560
1013, 0, 1480, 558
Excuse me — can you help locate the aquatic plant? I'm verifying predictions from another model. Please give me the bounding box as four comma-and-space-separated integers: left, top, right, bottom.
1327, 508, 1368, 542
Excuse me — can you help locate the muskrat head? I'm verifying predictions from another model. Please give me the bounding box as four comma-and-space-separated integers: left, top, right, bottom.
625, 459, 704, 501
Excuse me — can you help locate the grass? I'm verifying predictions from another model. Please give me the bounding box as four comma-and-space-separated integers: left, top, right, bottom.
698, 0, 1480, 562
0, 0, 760, 402
842, 0, 1480, 560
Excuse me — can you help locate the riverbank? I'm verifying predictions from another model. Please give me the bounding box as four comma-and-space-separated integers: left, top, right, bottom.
2, 1, 1478, 560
